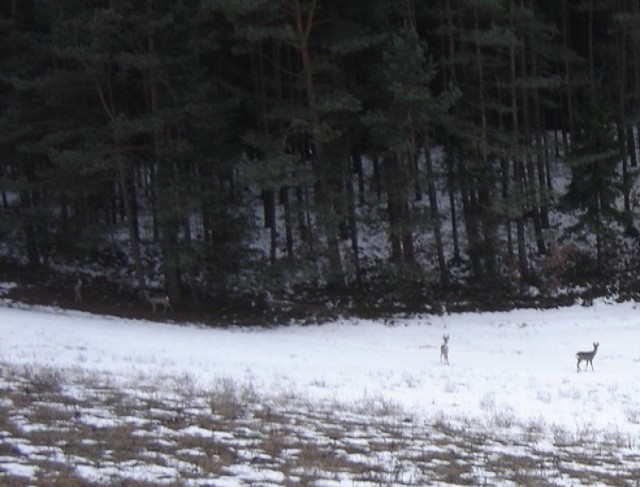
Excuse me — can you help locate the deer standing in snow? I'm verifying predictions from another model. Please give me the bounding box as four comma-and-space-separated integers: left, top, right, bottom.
144, 292, 173, 314
440, 335, 450, 365
576, 342, 599, 372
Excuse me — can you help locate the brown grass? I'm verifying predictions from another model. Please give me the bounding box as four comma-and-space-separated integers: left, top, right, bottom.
1, 362, 639, 486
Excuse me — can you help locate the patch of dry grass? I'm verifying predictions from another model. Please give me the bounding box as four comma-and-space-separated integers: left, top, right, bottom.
0, 361, 639, 486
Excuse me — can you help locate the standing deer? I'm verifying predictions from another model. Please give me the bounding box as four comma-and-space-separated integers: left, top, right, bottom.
440, 335, 450, 365
576, 342, 599, 372
144, 292, 173, 314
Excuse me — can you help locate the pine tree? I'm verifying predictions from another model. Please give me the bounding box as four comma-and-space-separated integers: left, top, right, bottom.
364, 24, 448, 282
0, 1, 84, 266
44, 0, 244, 301
210, 0, 381, 289
563, 88, 621, 271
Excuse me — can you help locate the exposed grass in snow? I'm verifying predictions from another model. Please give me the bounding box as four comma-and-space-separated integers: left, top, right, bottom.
0, 362, 639, 486
3, 295, 640, 485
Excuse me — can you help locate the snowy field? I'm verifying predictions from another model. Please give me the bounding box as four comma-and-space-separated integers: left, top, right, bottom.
2, 292, 640, 484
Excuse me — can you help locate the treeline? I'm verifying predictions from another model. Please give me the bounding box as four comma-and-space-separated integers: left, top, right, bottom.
1, 0, 640, 305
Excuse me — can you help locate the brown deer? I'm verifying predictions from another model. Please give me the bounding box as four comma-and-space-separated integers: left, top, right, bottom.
144, 293, 173, 314
440, 335, 450, 365
576, 342, 599, 372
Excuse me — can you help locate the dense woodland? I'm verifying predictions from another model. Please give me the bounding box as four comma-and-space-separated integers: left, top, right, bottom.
2, 0, 640, 314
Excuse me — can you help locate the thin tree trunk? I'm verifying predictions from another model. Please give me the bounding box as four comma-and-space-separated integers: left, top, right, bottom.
588, 0, 595, 82
411, 131, 423, 201
531, 28, 550, 229
562, 0, 575, 144
293, 0, 344, 287
496, 77, 513, 258
92, 53, 148, 294
263, 190, 277, 262
425, 142, 448, 287
509, 0, 529, 279
115, 148, 147, 295
627, 125, 637, 167
345, 161, 361, 281
372, 154, 382, 201
257, 42, 280, 263
443, 0, 461, 264
352, 152, 366, 205
296, 185, 310, 245
616, 7, 634, 231
147, 10, 181, 302
447, 161, 461, 263
473, 4, 497, 280
20, 183, 40, 266
501, 157, 513, 257
518, 2, 546, 256
281, 187, 294, 258
384, 153, 404, 262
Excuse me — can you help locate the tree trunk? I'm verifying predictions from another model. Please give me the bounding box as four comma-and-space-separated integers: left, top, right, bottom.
562, 0, 575, 143
372, 154, 382, 201
508, 1, 529, 280
446, 151, 461, 263
263, 189, 277, 262
517, 1, 546, 257
616, 9, 634, 232
281, 187, 294, 258
384, 153, 404, 262
147, 12, 181, 302
293, 0, 344, 287
93, 65, 148, 294
627, 125, 637, 167
473, 4, 498, 280
531, 33, 550, 229
425, 143, 448, 287
345, 162, 361, 281
115, 149, 147, 295
460, 164, 482, 277
353, 152, 366, 205
20, 189, 40, 266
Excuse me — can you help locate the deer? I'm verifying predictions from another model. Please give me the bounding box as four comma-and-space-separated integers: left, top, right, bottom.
440, 334, 450, 365
144, 292, 173, 314
576, 342, 599, 373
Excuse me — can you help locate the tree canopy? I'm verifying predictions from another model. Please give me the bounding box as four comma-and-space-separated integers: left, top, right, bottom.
2, 0, 640, 312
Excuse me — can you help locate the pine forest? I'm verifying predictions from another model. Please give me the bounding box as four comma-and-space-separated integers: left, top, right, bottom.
2, 0, 640, 320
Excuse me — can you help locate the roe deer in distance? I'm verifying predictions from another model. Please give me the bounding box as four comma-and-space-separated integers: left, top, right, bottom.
144, 292, 173, 314
576, 342, 599, 372
440, 334, 450, 365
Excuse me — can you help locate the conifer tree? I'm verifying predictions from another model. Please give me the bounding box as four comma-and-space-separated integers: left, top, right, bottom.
364, 25, 447, 281
564, 89, 621, 271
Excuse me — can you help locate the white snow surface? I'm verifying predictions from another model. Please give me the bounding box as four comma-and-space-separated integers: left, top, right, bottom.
1, 297, 640, 438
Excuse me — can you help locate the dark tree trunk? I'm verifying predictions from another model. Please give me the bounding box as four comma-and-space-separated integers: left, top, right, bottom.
281, 187, 294, 258
294, 0, 344, 287
263, 189, 277, 262
425, 143, 448, 287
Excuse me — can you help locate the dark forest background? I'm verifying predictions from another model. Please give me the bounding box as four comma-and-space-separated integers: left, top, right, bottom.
3, 0, 640, 319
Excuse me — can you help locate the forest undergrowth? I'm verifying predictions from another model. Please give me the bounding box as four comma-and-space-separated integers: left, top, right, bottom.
2, 251, 639, 328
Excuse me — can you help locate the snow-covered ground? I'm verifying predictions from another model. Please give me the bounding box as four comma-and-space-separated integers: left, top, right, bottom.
2, 294, 640, 485
2, 296, 640, 437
